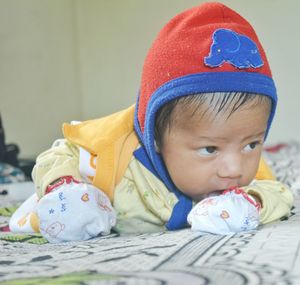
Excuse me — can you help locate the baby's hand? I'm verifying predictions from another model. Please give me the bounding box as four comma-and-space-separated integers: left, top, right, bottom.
37, 176, 116, 243
187, 188, 260, 235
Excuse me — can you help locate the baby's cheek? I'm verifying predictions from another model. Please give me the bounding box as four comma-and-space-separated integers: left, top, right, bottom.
177, 180, 210, 200
242, 168, 258, 186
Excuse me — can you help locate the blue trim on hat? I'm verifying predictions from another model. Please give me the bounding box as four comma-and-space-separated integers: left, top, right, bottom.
134, 93, 143, 143
133, 146, 159, 180
134, 71, 277, 230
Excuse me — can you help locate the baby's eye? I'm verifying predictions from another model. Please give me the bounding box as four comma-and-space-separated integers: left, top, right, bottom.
243, 141, 260, 152
198, 146, 218, 156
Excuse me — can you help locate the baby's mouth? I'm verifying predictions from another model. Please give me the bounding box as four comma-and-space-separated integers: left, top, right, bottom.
217, 180, 239, 191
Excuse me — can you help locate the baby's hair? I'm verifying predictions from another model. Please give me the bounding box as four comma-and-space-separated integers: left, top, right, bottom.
154, 92, 272, 150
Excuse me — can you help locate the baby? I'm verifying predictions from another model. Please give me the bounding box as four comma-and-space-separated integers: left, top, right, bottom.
10, 2, 294, 242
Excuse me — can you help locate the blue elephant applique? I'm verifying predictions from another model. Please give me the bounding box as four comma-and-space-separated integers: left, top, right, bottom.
204, 29, 264, 69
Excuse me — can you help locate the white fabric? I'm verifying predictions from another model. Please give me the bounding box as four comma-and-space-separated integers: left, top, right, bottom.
187, 190, 259, 235
37, 181, 116, 243
70, 120, 97, 183
9, 193, 39, 233
78, 146, 96, 183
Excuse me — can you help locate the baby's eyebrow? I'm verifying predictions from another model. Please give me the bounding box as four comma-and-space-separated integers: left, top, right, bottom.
195, 135, 228, 142
196, 130, 266, 142
242, 131, 266, 142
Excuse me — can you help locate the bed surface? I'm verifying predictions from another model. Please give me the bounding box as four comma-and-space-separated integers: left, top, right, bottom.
1, 142, 300, 285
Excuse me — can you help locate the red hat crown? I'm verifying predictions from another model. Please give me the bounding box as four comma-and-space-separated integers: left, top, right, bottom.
137, 2, 272, 132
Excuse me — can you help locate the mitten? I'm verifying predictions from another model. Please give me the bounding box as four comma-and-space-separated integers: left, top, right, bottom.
37, 176, 116, 243
187, 188, 260, 235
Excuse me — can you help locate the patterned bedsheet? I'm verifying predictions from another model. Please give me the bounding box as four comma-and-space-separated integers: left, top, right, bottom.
1, 142, 300, 285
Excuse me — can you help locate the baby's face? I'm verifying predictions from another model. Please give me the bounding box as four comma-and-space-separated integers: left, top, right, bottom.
160, 102, 270, 201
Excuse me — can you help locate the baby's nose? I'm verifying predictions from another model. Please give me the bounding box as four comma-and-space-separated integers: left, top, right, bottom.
217, 154, 242, 179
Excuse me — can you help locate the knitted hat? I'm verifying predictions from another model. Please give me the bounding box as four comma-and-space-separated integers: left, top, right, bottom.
133, 2, 277, 230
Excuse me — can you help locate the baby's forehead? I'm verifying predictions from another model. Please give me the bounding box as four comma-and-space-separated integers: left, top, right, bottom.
171, 97, 227, 124
172, 102, 212, 123
171, 95, 270, 129
172, 105, 222, 129
170, 104, 269, 144
172, 93, 270, 119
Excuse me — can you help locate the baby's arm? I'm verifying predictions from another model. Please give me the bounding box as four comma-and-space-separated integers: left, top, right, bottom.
32, 139, 82, 198
30, 139, 117, 243
10, 139, 82, 235
243, 180, 294, 224
187, 180, 294, 235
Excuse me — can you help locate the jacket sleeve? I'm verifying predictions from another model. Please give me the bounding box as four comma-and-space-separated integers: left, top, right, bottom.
243, 180, 294, 224
32, 139, 82, 198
